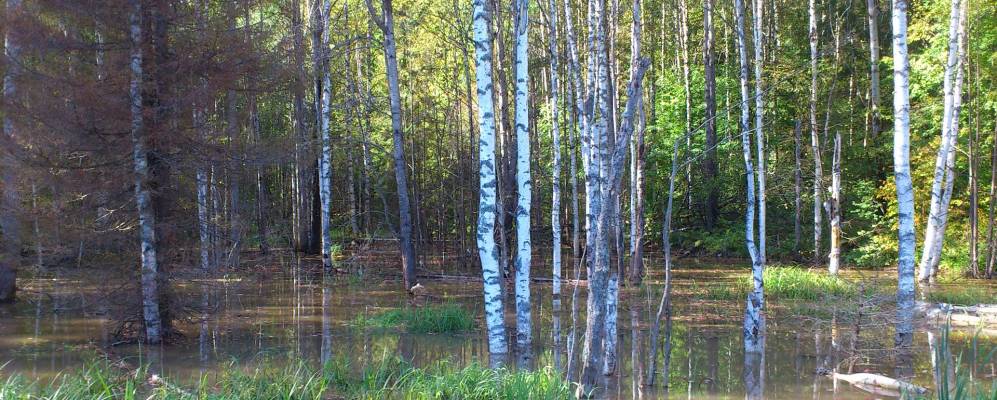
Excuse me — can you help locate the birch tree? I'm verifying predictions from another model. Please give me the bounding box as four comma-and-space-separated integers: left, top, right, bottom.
891, 0, 916, 349
829, 131, 842, 274
0, 0, 23, 302
752, 0, 766, 264
736, 0, 764, 355
128, 0, 162, 344
703, 0, 718, 230
471, 0, 509, 363
866, 0, 880, 137
315, 0, 334, 271
919, 0, 967, 283
512, 0, 532, 352
367, 0, 419, 290
545, 0, 563, 370
809, 0, 824, 266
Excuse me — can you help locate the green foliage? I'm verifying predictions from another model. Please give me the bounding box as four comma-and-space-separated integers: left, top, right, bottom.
350, 304, 475, 334
1, 356, 573, 400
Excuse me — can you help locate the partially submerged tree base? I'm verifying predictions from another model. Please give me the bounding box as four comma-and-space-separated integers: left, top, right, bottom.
0, 265, 15, 302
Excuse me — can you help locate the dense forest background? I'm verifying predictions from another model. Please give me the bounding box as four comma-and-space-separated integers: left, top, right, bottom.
0, 0, 994, 288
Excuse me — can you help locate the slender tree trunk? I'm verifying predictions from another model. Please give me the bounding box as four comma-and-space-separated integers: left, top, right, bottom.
866, 0, 881, 137
969, 111, 978, 277
546, 0, 563, 371
0, 0, 22, 302
809, 0, 823, 266
647, 136, 680, 387
736, 0, 765, 354
511, 0, 533, 353
752, 0, 766, 265
367, 0, 418, 289
987, 121, 997, 279
794, 120, 803, 252
128, 0, 162, 343
679, 0, 693, 209
245, 5, 269, 254
829, 131, 842, 274
290, 0, 309, 252
315, 0, 334, 271
471, 0, 510, 364
919, 0, 966, 283
891, 0, 916, 349
703, 0, 718, 230
629, 94, 646, 285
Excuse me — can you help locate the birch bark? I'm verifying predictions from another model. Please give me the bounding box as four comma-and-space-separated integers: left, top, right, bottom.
471, 0, 510, 362
512, 0, 533, 352
891, 0, 916, 348
128, 0, 163, 343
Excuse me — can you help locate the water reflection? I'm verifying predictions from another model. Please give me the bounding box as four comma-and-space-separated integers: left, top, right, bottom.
0, 271, 995, 399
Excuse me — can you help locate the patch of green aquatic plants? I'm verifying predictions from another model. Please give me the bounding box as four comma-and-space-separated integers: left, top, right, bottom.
1, 355, 574, 400
926, 286, 997, 307
326, 356, 574, 400
351, 303, 475, 334
698, 267, 856, 301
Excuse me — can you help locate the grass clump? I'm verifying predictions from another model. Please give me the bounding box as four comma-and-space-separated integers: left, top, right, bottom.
351, 303, 475, 334
926, 287, 997, 306
758, 267, 856, 301
326, 357, 574, 400
697, 267, 856, 302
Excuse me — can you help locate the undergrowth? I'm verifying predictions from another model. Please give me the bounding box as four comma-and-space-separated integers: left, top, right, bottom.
350, 303, 475, 334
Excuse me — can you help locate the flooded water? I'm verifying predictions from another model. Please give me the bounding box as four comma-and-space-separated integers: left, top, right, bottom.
1, 259, 995, 399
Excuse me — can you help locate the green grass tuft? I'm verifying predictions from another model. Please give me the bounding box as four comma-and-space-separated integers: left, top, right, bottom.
697, 267, 856, 302
350, 303, 475, 334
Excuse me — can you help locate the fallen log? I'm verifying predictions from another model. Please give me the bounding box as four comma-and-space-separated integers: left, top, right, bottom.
918, 301, 997, 327
831, 372, 928, 396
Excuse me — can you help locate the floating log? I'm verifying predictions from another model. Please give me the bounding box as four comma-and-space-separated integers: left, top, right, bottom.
832, 372, 927, 396
917, 301, 997, 327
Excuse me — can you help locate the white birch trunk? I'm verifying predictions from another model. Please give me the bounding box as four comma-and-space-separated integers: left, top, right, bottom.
196, 164, 210, 270
736, 0, 764, 354
866, 0, 880, 136
809, 0, 823, 265
316, 0, 334, 271
752, 0, 766, 264
546, 0, 563, 371
918, 0, 964, 283
891, 0, 916, 348
513, 0, 533, 352
829, 131, 842, 274
128, 0, 162, 344
471, 0, 510, 361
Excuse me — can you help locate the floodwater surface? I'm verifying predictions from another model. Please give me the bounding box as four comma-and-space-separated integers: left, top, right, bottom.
1, 260, 995, 399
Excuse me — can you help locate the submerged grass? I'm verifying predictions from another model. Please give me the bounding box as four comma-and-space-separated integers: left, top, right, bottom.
0, 355, 573, 400
350, 303, 475, 334
697, 267, 856, 301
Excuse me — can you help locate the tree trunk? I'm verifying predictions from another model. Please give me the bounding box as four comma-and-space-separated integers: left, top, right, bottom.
987, 120, 997, 279
794, 120, 802, 252
752, 0, 766, 265
471, 0, 510, 364
736, 0, 764, 354
809, 0, 823, 266
0, 0, 23, 302
511, 0, 533, 353
128, 0, 162, 344
367, 0, 418, 289
969, 111, 978, 277
703, 0, 718, 230
890, 0, 916, 349
245, 5, 270, 255
647, 136, 680, 387
315, 0, 334, 271
919, 0, 966, 283
866, 0, 881, 138
290, 0, 309, 252
546, 0, 563, 372
829, 131, 842, 274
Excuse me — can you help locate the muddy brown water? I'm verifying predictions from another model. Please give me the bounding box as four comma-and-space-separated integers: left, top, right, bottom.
1, 261, 995, 399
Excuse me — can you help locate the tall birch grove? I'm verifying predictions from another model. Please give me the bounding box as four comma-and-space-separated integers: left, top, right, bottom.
2, 0, 996, 396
